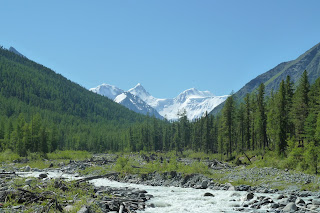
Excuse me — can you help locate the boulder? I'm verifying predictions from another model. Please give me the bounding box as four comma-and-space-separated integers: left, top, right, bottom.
24, 165, 31, 172
295, 197, 305, 205
226, 183, 235, 191
201, 180, 208, 189
242, 192, 254, 201
282, 202, 297, 212
204, 192, 214, 197
39, 173, 48, 179
312, 199, 320, 206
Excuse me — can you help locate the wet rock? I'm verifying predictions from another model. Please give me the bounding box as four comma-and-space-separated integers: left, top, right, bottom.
39, 173, 48, 179
270, 203, 279, 208
226, 182, 235, 191
148, 203, 155, 208
295, 197, 305, 205
236, 184, 250, 191
278, 198, 289, 207
276, 194, 285, 199
242, 192, 254, 201
201, 180, 208, 189
204, 192, 214, 197
312, 199, 320, 206
282, 202, 297, 212
24, 165, 31, 172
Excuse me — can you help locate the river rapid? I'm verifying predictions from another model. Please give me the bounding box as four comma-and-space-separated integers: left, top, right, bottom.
20, 171, 283, 212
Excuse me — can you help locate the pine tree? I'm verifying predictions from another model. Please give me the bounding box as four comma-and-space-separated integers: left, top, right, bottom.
276, 80, 287, 155
292, 70, 310, 145
244, 94, 251, 150
256, 83, 268, 149
221, 94, 235, 157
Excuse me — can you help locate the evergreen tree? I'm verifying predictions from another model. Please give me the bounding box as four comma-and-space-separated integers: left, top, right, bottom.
243, 94, 251, 150
256, 83, 268, 149
292, 70, 310, 145
221, 94, 235, 157
276, 80, 287, 155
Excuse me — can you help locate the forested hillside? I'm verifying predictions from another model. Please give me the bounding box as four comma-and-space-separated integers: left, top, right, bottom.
211, 42, 320, 115
0, 46, 149, 155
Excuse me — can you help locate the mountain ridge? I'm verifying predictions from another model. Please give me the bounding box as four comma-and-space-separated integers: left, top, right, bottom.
211, 42, 320, 114
91, 83, 228, 120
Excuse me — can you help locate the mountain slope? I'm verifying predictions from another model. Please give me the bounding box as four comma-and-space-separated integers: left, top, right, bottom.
211, 42, 320, 114
114, 92, 163, 119
0, 46, 147, 125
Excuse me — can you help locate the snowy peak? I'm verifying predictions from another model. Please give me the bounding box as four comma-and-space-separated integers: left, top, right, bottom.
128, 83, 152, 101
114, 92, 163, 119
89, 83, 124, 100
176, 88, 214, 102
90, 82, 228, 120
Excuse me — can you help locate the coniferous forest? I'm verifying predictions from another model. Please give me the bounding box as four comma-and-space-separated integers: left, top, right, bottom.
1, 46, 320, 174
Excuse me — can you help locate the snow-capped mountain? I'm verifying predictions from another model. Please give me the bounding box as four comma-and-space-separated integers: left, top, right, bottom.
114, 92, 162, 119
89, 84, 124, 100
91, 83, 228, 120
129, 84, 228, 120
90, 84, 163, 119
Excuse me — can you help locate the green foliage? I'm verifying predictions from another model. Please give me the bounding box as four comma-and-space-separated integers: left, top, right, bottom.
47, 150, 92, 160
114, 156, 133, 174
0, 149, 20, 162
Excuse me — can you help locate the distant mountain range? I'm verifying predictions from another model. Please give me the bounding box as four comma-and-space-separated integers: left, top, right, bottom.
211, 42, 320, 114
90, 83, 228, 120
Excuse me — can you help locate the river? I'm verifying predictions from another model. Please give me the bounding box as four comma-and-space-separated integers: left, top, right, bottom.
20, 171, 280, 212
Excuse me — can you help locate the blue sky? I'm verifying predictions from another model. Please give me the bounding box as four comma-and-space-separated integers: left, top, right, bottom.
1, 1, 320, 98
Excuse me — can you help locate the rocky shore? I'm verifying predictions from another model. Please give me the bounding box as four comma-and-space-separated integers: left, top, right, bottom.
1, 154, 320, 212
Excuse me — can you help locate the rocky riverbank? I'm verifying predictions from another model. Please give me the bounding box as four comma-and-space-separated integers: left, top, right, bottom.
1, 153, 320, 212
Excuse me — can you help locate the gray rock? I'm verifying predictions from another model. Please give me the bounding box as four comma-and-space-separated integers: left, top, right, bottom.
312, 199, 320, 206
201, 180, 208, 189
276, 194, 285, 199
282, 202, 297, 212
270, 203, 279, 208
77, 206, 88, 213
278, 198, 289, 207
226, 182, 235, 191
24, 165, 31, 172
295, 197, 305, 205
